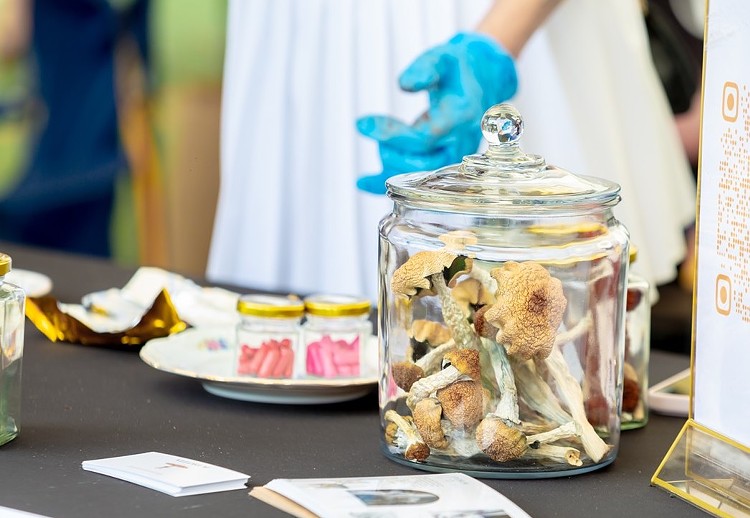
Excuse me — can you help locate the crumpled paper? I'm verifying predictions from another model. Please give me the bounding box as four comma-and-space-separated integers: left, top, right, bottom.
25, 267, 242, 348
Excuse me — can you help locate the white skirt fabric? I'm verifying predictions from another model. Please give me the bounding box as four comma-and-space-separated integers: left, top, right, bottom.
208, 0, 696, 301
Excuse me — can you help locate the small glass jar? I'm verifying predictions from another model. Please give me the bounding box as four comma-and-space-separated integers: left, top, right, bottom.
301, 295, 371, 379
0, 253, 25, 446
622, 247, 651, 430
378, 105, 630, 478
235, 294, 304, 379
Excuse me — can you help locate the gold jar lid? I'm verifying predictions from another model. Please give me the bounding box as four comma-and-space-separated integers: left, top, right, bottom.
0, 253, 11, 276
629, 245, 638, 264
304, 294, 371, 317
237, 294, 304, 318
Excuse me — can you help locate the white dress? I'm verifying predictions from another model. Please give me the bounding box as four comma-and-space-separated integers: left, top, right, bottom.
208, 0, 695, 301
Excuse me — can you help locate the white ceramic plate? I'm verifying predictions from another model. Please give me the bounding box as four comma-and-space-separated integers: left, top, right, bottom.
6, 268, 53, 297
140, 327, 379, 405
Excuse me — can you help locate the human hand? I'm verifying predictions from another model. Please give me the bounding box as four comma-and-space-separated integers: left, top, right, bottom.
357, 32, 517, 195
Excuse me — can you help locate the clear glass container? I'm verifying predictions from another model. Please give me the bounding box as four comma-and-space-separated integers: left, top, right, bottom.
378, 104, 630, 478
301, 295, 371, 379
236, 294, 304, 379
0, 253, 25, 446
622, 247, 650, 430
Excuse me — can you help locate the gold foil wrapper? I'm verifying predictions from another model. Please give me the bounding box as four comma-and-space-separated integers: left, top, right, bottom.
26, 289, 187, 348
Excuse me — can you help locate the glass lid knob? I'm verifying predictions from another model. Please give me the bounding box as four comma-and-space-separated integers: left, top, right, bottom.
481, 103, 523, 145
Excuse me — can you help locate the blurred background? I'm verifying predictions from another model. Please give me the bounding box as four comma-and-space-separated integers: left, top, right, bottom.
0, 0, 703, 353
0, 0, 226, 276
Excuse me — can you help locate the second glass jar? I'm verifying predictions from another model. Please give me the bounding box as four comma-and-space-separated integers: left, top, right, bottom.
301, 295, 371, 379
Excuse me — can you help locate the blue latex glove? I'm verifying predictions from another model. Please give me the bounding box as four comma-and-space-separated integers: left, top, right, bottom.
357, 32, 518, 195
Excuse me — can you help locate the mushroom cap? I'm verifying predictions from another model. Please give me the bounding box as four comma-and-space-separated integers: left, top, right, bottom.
384, 422, 398, 445
442, 349, 481, 382
452, 278, 496, 312
391, 250, 458, 297
473, 305, 499, 339
476, 415, 528, 462
411, 319, 452, 346
392, 361, 425, 392
437, 380, 484, 429
405, 442, 431, 461
439, 230, 478, 250
484, 261, 567, 360
622, 377, 640, 413
413, 398, 449, 449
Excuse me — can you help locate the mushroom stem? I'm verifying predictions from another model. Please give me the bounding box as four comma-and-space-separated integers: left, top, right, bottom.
406, 365, 465, 409
442, 422, 482, 457
525, 421, 578, 446
512, 358, 573, 425
539, 346, 610, 463
415, 340, 456, 375
384, 410, 430, 461
554, 312, 593, 348
480, 337, 520, 425
429, 272, 480, 351
469, 263, 498, 294
524, 444, 583, 467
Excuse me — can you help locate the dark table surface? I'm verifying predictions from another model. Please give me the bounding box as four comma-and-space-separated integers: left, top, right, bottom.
0, 244, 704, 518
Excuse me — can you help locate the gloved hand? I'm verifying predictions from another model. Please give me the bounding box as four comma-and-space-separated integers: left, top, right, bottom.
357, 32, 518, 195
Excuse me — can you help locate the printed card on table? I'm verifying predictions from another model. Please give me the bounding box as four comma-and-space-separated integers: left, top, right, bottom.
250, 473, 531, 518
82, 452, 249, 497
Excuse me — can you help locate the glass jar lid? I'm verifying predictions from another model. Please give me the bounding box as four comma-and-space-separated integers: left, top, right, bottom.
304, 294, 371, 317
237, 294, 305, 318
0, 253, 11, 276
386, 104, 621, 213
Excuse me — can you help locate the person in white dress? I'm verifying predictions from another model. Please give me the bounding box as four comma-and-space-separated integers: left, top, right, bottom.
208, 0, 695, 303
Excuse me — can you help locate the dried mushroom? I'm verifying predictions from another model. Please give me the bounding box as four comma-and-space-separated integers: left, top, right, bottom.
384, 410, 430, 461
473, 305, 498, 339
484, 261, 567, 360
475, 415, 528, 462
622, 362, 640, 413
439, 230, 478, 250
412, 398, 449, 449
452, 278, 495, 314
392, 250, 478, 351
391, 250, 461, 297
391, 361, 425, 392
437, 380, 484, 429
411, 320, 452, 346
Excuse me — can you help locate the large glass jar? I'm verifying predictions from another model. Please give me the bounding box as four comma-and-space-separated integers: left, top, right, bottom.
0, 253, 25, 446
378, 105, 630, 478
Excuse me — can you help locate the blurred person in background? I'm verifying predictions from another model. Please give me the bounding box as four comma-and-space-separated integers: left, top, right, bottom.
209, 0, 695, 305
0, 0, 148, 258
0, 0, 33, 199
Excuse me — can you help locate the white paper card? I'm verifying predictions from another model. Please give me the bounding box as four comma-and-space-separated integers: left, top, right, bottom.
262, 473, 531, 518
81, 452, 249, 497
0, 506, 52, 518
693, 0, 750, 446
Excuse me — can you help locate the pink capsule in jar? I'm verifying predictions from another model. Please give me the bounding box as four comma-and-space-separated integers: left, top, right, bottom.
236, 294, 304, 379
301, 295, 372, 379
